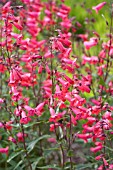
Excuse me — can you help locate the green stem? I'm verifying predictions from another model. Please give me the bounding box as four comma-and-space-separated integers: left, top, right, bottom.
69, 113, 73, 169
21, 124, 32, 170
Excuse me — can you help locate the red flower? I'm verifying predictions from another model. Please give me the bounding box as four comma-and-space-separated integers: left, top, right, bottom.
84, 37, 98, 50
77, 133, 92, 143
48, 138, 56, 143
5, 121, 13, 130
0, 147, 9, 155
17, 132, 27, 142
0, 98, 4, 104
8, 136, 17, 144
24, 105, 35, 116
92, 2, 106, 14
35, 102, 45, 116
13, 22, 23, 31
90, 144, 103, 153
20, 111, 31, 124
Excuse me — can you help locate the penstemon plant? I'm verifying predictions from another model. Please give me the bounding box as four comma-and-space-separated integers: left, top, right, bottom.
0, 0, 113, 170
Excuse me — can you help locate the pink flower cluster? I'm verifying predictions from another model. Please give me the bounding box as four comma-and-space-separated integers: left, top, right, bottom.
1, 1, 113, 169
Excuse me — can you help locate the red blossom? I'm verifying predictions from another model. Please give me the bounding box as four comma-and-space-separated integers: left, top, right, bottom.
84, 37, 98, 50
0, 98, 4, 104
8, 136, 17, 144
77, 133, 92, 143
35, 102, 45, 116
92, 2, 107, 14
90, 142, 103, 153
24, 105, 35, 116
50, 123, 62, 132
20, 111, 31, 124
5, 121, 13, 130
17, 132, 27, 142
0, 147, 9, 155
48, 137, 56, 143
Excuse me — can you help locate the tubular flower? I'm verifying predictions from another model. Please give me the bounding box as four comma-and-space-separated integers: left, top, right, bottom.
92, 2, 106, 13
0, 147, 9, 155
20, 111, 31, 124
84, 37, 98, 50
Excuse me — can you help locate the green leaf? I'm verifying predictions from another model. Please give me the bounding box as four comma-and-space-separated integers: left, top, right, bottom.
11, 123, 20, 128
24, 122, 39, 128
43, 147, 59, 157
75, 163, 96, 170
83, 91, 94, 99
31, 157, 44, 170
67, 150, 74, 157
37, 165, 62, 169
59, 126, 63, 139
56, 105, 60, 115
7, 150, 24, 163
105, 146, 113, 152
99, 77, 105, 86
27, 135, 50, 153
44, 147, 59, 151
13, 160, 23, 170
